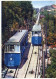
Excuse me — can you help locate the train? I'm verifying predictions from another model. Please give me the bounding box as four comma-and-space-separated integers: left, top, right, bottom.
31, 24, 42, 46
4, 30, 28, 68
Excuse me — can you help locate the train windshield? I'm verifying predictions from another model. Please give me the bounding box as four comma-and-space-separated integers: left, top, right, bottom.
4, 45, 14, 52
10, 45, 14, 51
32, 31, 38, 35
35, 31, 37, 34
4, 45, 20, 53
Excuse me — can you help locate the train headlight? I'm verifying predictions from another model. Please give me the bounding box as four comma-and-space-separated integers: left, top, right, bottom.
10, 58, 12, 60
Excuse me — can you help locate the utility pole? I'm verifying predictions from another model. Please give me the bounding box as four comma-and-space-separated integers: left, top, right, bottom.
42, 49, 45, 78
41, 25, 45, 78
45, 22, 47, 58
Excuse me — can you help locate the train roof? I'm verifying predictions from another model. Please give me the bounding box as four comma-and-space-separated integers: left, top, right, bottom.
5, 30, 28, 45
32, 24, 41, 31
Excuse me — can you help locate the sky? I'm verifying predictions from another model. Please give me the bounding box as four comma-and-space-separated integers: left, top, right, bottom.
31, 1, 56, 9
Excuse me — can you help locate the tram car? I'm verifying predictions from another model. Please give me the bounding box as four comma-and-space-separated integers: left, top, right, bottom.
31, 24, 42, 45
4, 30, 28, 68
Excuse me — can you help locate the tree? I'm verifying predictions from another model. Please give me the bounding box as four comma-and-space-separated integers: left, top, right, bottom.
2, 1, 33, 43
45, 49, 56, 78
40, 9, 56, 47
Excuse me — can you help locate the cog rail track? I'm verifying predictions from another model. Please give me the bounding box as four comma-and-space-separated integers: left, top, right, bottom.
24, 46, 40, 78
35, 46, 42, 78
24, 45, 34, 78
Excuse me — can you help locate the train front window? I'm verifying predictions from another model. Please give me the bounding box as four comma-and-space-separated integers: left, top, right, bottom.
5, 45, 9, 52
10, 45, 14, 51
35, 31, 37, 34
5, 45, 14, 52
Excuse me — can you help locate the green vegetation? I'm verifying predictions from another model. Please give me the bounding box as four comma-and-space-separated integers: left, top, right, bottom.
49, 10, 56, 15
40, 9, 56, 78
40, 10, 56, 48
45, 49, 56, 78
2, 1, 33, 44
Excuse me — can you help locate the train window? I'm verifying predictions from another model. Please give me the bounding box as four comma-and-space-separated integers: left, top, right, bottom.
5, 45, 7, 52
32, 32, 34, 35
10, 45, 14, 51
35, 32, 37, 34
5, 45, 9, 52
4, 45, 14, 52
14, 45, 20, 52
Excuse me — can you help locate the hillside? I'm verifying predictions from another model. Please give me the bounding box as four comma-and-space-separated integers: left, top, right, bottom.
40, 4, 56, 12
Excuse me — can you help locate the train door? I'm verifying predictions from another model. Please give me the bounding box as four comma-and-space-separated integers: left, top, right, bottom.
14, 45, 21, 66
4, 45, 15, 67
8, 45, 15, 66
8, 53, 14, 66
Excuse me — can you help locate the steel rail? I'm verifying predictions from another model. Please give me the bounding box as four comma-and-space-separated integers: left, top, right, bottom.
24, 45, 34, 78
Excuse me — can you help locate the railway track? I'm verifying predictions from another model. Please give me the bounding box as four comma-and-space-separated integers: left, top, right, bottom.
24, 46, 40, 78
35, 46, 41, 78
5, 68, 17, 78
24, 46, 42, 78
36, 46, 42, 78
2, 67, 8, 78
24, 45, 34, 78
13, 67, 19, 78
35, 46, 39, 78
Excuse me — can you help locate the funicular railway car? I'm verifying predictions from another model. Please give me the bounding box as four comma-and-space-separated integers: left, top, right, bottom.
31, 24, 42, 45
4, 30, 28, 68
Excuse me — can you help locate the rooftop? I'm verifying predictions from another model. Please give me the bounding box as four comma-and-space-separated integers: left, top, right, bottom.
6, 30, 28, 44
32, 24, 41, 31
52, 5, 56, 9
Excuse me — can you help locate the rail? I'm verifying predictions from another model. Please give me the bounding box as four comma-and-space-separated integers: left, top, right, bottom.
24, 45, 34, 78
